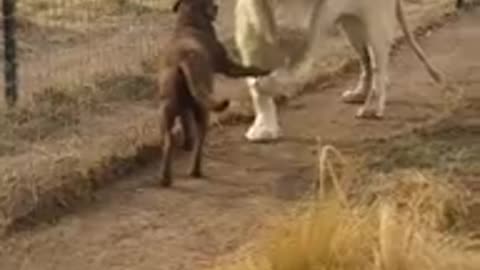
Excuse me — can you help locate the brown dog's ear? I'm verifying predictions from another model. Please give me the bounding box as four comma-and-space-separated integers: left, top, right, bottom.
172, 0, 182, 13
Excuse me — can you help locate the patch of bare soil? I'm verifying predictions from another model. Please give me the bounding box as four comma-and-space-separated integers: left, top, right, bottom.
0, 0, 458, 231
0, 3, 478, 270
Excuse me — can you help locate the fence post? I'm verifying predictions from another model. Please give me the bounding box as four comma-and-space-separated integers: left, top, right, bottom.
3, 0, 18, 107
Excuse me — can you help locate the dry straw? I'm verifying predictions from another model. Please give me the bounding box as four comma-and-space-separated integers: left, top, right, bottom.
213, 141, 479, 270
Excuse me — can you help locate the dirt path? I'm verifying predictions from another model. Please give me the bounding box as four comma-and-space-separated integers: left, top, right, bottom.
0, 6, 479, 270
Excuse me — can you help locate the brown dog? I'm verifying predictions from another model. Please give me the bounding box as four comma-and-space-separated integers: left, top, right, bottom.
157, 0, 271, 187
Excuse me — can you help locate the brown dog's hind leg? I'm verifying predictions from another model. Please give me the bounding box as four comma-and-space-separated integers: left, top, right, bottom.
189, 107, 208, 178
159, 108, 176, 187
179, 110, 194, 151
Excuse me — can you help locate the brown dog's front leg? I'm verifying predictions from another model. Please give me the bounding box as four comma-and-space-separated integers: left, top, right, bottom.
214, 46, 271, 78
159, 111, 175, 187
221, 60, 271, 78
179, 110, 195, 152
160, 130, 173, 187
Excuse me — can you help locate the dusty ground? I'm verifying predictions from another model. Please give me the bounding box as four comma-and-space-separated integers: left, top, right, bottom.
0, 0, 457, 227
0, 4, 478, 270
0, 0, 457, 170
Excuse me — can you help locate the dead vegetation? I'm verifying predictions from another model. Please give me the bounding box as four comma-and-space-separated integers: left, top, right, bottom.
7, 0, 171, 58
212, 88, 480, 269
212, 145, 480, 270
0, 73, 156, 157
0, 73, 158, 233
17, 0, 171, 30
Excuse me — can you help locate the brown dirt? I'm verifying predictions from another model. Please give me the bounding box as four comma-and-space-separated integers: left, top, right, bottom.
0, 0, 457, 229
0, 4, 478, 270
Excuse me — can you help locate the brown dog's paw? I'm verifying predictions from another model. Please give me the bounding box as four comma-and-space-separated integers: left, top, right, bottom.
160, 176, 172, 187
182, 139, 193, 151
189, 169, 203, 178
255, 68, 272, 77
213, 99, 230, 112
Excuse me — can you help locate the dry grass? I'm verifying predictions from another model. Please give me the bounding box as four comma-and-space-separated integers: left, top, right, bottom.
0, 74, 157, 233
17, 0, 171, 31
12, 0, 172, 57
361, 125, 480, 177
0, 73, 156, 157
213, 145, 480, 270
0, 110, 162, 233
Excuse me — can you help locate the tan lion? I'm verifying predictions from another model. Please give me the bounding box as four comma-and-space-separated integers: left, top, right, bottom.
236, 0, 445, 120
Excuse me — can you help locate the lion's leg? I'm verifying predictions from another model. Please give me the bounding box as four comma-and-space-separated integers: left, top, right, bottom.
356, 28, 391, 119
292, 2, 339, 80
239, 49, 282, 142
245, 78, 282, 142
340, 18, 373, 104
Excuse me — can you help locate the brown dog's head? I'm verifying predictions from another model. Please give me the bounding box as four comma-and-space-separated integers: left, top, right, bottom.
172, 0, 219, 21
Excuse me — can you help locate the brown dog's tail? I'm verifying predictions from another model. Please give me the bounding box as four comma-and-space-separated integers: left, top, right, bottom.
395, 0, 445, 84
179, 60, 229, 112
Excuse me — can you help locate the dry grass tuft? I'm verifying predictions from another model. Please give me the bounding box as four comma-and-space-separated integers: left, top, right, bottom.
361, 170, 471, 231
213, 145, 479, 270
17, 0, 171, 30
0, 73, 156, 157
0, 111, 163, 234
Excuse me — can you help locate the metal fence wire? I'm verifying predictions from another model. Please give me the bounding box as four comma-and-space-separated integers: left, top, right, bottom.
2, 0, 18, 107
1, 0, 181, 107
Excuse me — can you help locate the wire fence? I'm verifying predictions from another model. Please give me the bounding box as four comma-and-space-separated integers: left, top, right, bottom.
1, 0, 461, 108
1, 0, 180, 107
2, 0, 18, 107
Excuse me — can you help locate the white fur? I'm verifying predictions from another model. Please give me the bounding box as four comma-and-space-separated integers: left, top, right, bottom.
235, 0, 283, 142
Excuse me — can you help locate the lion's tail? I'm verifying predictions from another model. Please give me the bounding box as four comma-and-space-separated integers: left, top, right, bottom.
396, 0, 444, 84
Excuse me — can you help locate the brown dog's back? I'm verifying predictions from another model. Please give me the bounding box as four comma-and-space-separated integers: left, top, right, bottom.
160, 34, 228, 113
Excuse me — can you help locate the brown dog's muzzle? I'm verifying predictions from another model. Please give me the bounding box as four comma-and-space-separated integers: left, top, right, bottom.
172, 0, 219, 21
210, 4, 218, 19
